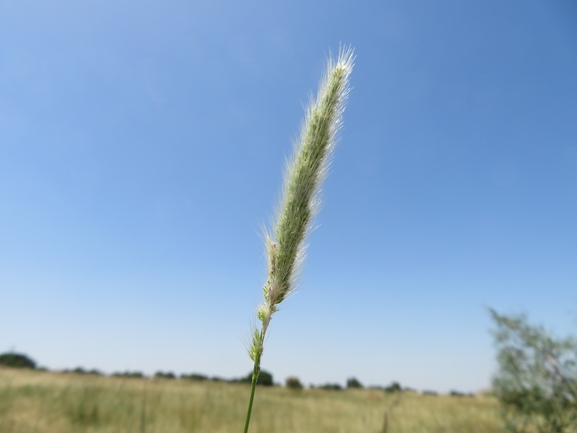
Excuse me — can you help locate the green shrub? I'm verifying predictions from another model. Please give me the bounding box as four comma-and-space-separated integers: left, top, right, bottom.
0, 352, 36, 369
490, 309, 577, 432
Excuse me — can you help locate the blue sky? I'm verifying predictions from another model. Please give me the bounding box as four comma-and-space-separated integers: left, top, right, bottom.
1, 0, 576, 392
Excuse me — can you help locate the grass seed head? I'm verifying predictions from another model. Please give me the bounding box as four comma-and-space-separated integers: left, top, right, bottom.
249, 46, 354, 360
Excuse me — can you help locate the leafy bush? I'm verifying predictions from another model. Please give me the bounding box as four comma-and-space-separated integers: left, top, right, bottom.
0, 352, 36, 369
490, 309, 577, 432
285, 377, 303, 390
347, 377, 363, 389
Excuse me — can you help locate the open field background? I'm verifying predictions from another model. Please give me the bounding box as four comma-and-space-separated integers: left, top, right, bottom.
2, 0, 576, 396
0, 367, 504, 433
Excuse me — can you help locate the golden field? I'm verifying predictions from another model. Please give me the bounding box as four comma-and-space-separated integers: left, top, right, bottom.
0, 367, 505, 433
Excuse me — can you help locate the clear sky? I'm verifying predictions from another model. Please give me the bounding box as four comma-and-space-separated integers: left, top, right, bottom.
1, 0, 576, 393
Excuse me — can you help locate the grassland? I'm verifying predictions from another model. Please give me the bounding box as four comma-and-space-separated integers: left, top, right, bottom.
0, 367, 505, 433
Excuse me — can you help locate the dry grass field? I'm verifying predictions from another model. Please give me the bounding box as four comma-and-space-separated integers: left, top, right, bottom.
0, 367, 505, 433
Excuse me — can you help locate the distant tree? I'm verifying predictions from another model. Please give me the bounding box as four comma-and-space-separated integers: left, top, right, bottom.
237, 370, 274, 386
70, 367, 102, 375
181, 373, 208, 381
210, 376, 225, 382
112, 371, 144, 379
490, 309, 577, 433
154, 371, 176, 379
318, 383, 342, 391
285, 377, 303, 390
449, 390, 473, 397
384, 382, 402, 393
255, 370, 273, 386
0, 352, 36, 369
347, 377, 363, 389
422, 390, 438, 396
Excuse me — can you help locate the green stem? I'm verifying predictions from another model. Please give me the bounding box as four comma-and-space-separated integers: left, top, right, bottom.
243, 356, 261, 433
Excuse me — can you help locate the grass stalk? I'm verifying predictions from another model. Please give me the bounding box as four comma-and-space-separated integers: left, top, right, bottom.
243, 46, 354, 433
242, 354, 260, 433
